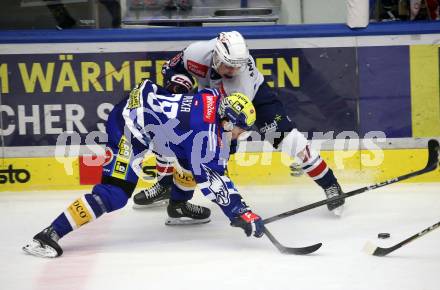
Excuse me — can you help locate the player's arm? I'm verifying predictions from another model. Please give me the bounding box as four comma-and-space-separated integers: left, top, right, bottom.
193, 158, 264, 238
162, 51, 195, 93
187, 90, 263, 237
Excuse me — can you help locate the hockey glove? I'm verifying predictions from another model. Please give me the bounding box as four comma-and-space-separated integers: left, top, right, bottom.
231, 210, 264, 238
165, 74, 194, 94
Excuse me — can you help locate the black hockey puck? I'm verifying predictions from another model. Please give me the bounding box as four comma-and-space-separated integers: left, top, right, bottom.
378, 233, 390, 239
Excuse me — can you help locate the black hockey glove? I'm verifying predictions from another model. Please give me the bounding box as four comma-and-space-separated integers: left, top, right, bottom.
165, 74, 194, 94
231, 210, 264, 238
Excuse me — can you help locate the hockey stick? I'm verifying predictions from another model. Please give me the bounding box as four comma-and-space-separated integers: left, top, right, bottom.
264, 227, 322, 255
263, 139, 440, 225
363, 220, 440, 256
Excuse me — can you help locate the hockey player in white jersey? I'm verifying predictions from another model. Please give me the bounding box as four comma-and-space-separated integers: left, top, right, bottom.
133, 31, 345, 214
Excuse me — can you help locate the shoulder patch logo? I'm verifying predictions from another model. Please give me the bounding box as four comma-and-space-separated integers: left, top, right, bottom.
202, 93, 218, 123
187, 60, 208, 78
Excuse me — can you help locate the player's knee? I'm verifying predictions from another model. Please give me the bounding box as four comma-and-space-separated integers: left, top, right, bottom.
280, 129, 310, 159
101, 175, 136, 197
272, 117, 294, 149
92, 184, 129, 212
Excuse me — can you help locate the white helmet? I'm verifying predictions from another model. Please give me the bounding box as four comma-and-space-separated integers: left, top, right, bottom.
212, 31, 249, 71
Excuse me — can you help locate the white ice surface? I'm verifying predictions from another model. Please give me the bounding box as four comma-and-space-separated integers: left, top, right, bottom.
1, 183, 440, 290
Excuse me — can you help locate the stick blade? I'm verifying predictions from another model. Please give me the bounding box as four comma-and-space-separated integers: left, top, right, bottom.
363, 241, 378, 255
363, 241, 390, 257
264, 228, 322, 255
282, 243, 322, 255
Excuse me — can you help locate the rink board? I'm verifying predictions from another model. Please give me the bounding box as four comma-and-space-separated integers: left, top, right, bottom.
1, 23, 440, 150
0, 44, 439, 146
1, 23, 440, 192
1, 148, 439, 191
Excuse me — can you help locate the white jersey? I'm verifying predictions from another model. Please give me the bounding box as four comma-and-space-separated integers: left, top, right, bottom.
181, 38, 264, 101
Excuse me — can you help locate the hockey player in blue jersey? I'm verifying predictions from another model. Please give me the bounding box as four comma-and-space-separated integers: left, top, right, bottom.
22, 79, 264, 258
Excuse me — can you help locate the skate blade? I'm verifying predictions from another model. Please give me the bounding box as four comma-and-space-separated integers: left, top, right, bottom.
132, 200, 169, 209
165, 217, 211, 225
22, 240, 58, 258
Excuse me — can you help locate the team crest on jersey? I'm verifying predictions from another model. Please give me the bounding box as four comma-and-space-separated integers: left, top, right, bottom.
202, 93, 218, 123
187, 60, 208, 78
201, 164, 230, 206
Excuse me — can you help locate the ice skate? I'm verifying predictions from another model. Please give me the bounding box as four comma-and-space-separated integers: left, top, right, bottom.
22, 226, 63, 258
324, 182, 345, 216
133, 181, 172, 209
165, 200, 211, 225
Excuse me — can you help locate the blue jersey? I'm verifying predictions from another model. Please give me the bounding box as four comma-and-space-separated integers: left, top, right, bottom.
122, 79, 225, 163
45, 79, 257, 244
109, 79, 249, 220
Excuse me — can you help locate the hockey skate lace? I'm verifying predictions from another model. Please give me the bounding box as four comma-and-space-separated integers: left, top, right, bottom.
186, 203, 203, 214
144, 183, 163, 199
325, 185, 340, 199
